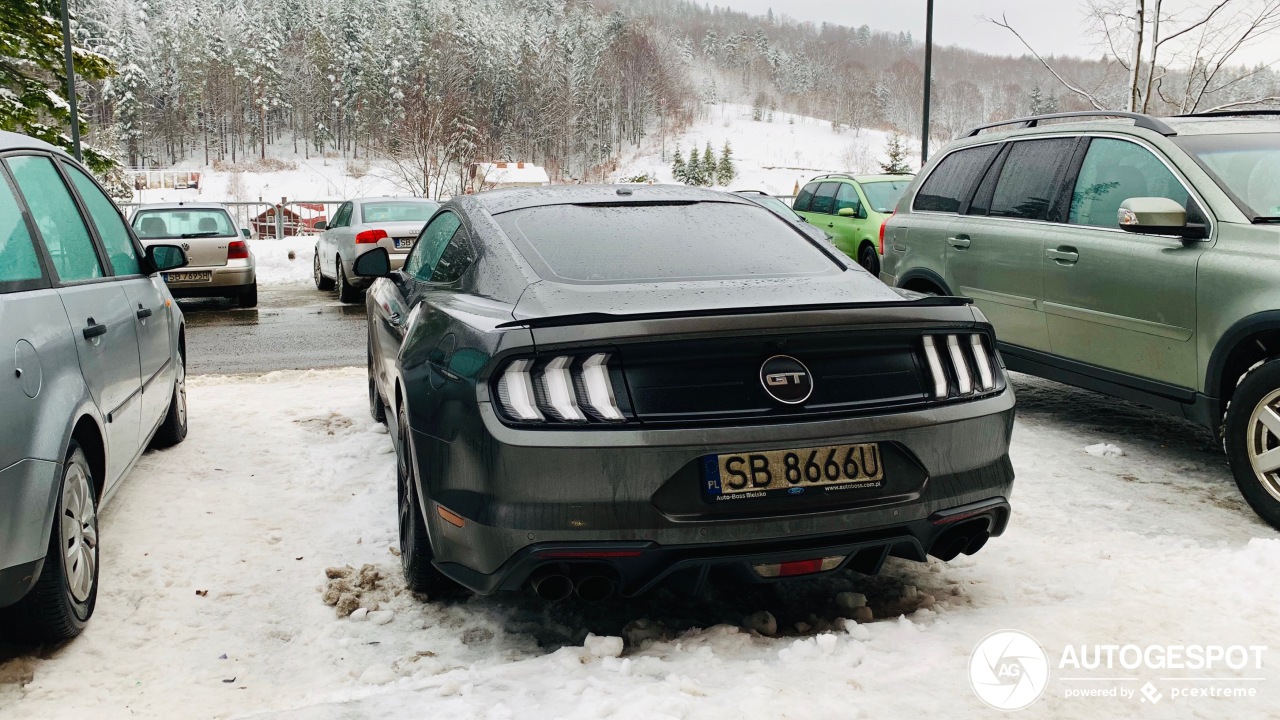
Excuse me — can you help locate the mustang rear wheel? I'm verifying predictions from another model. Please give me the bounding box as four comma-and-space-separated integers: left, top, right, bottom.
368, 340, 386, 424
1225, 359, 1280, 529
396, 401, 461, 596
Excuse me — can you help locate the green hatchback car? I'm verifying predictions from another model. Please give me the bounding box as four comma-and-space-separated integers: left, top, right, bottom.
793, 174, 912, 276
881, 110, 1280, 528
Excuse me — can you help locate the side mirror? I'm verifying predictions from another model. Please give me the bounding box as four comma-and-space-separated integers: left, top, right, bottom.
314, 220, 328, 231
241, 228, 251, 238
353, 247, 391, 278
838, 207, 856, 217
147, 244, 189, 272
1118, 197, 1207, 240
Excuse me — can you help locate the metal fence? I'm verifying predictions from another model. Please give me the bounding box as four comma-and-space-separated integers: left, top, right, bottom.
118, 200, 345, 240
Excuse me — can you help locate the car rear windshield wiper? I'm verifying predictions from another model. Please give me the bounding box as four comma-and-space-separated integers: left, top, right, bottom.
180, 231, 225, 238
1253, 216, 1280, 224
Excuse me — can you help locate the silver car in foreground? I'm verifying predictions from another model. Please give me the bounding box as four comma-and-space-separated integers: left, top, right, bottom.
132, 202, 258, 308
0, 131, 190, 642
313, 196, 439, 302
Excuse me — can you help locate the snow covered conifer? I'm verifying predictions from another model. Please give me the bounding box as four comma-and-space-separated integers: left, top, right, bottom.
718, 141, 735, 186
671, 146, 686, 183
702, 143, 716, 186
880, 134, 912, 175
685, 148, 701, 186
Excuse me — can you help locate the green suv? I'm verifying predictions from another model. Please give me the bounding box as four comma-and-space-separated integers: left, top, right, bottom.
881, 110, 1280, 528
793, 173, 912, 276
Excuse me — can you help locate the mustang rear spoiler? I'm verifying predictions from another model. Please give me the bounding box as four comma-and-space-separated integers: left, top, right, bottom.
496, 295, 974, 330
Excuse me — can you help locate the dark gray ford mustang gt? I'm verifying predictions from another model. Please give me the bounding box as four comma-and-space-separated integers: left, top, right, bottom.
355, 185, 1014, 601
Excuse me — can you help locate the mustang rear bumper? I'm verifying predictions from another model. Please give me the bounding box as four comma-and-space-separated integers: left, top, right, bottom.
438, 496, 1011, 597
407, 386, 1016, 595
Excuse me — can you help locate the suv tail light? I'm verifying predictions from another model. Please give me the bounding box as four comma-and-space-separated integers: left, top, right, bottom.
921, 333, 1001, 399
227, 240, 249, 259
495, 353, 626, 424
879, 211, 895, 255
356, 229, 388, 244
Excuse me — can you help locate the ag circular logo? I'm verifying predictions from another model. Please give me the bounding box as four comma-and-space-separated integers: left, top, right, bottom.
969, 630, 1050, 711
759, 355, 813, 405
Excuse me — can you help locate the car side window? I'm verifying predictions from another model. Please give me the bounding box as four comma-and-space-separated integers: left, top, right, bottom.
5, 155, 105, 283
404, 211, 461, 282
429, 231, 475, 284
330, 203, 351, 228
834, 184, 862, 215
793, 183, 818, 212
63, 161, 142, 276
0, 170, 45, 291
988, 138, 1076, 221
809, 182, 840, 215
913, 144, 1001, 213
1069, 138, 1192, 228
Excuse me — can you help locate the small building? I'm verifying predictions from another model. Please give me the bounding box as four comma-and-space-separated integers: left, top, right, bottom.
251, 202, 328, 238
467, 162, 550, 193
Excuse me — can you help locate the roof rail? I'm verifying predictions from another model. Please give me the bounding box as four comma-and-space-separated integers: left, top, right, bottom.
1175, 109, 1280, 119
966, 111, 1178, 138
811, 173, 856, 181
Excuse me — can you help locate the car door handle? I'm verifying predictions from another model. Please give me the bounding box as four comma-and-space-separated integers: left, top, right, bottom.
83, 319, 107, 340
1046, 247, 1080, 264
947, 236, 971, 249
136, 304, 153, 320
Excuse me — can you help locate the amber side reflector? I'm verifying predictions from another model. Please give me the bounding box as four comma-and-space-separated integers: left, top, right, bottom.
436, 505, 465, 528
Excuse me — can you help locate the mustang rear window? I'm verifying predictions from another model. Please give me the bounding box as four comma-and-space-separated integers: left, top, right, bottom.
494, 202, 840, 283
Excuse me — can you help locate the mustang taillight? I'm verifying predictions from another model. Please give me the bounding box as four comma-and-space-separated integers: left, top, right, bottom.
495, 353, 625, 424
921, 333, 1001, 399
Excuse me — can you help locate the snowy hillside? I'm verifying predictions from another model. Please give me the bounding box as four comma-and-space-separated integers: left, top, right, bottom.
128, 105, 919, 207
612, 104, 920, 197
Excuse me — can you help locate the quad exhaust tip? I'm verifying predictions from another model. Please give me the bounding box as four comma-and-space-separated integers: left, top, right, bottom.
929, 520, 993, 562
530, 572, 573, 602
530, 571, 616, 602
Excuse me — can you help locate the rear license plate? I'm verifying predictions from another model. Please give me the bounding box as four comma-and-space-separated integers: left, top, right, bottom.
703, 443, 884, 501
394, 238, 413, 249
163, 271, 212, 283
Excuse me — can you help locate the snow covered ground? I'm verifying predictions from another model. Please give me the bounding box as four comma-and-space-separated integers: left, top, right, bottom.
2, 369, 1277, 719
611, 103, 916, 197
252, 238, 318, 286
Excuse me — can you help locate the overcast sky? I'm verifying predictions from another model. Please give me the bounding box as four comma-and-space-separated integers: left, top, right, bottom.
717, 0, 1276, 66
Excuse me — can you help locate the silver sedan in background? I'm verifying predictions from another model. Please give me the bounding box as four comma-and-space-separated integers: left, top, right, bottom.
314, 197, 440, 302
131, 202, 258, 308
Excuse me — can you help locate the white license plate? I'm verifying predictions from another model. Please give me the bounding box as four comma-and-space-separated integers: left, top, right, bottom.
163, 271, 212, 283
703, 443, 884, 501
394, 238, 413, 249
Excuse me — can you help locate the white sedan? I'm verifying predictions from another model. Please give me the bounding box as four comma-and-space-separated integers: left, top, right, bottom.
313, 197, 440, 302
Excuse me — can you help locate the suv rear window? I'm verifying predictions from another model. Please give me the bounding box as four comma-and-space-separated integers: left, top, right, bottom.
988, 138, 1076, 221
913, 144, 1000, 213
494, 202, 838, 284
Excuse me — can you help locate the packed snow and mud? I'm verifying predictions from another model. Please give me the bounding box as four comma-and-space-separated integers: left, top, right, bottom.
2, 368, 1276, 719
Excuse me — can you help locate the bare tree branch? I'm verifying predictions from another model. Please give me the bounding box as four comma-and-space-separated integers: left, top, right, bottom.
1203, 95, 1280, 111
986, 14, 1108, 110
